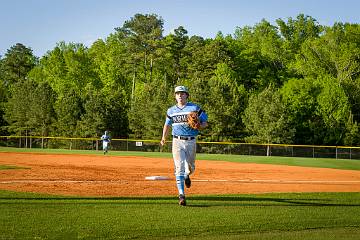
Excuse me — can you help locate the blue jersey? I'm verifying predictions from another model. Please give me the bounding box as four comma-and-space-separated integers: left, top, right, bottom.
101, 135, 110, 142
165, 102, 208, 137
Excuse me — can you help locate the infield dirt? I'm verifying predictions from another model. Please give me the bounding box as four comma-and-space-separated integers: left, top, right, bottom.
1, 152, 360, 196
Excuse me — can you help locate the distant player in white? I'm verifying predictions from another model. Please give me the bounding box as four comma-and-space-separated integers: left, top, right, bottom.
101, 131, 111, 155
160, 86, 208, 206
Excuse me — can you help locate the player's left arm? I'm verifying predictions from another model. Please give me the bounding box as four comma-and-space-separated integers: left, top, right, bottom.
199, 121, 208, 129
198, 108, 208, 129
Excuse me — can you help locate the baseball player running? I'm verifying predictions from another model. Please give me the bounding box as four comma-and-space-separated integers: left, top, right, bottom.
101, 131, 111, 155
160, 86, 208, 206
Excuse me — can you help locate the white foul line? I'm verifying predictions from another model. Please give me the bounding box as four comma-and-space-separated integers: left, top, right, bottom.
0, 180, 129, 184
193, 179, 360, 184
1, 179, 360, 185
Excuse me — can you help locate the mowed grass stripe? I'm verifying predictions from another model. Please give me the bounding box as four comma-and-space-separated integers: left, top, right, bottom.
1, 147, 360, 170
0, 165, 28, 170
0, 191, 359, 240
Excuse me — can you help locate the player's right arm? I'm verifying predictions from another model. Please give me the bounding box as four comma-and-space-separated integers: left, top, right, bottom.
160, 124, 171, 146
161, 110, 173, 146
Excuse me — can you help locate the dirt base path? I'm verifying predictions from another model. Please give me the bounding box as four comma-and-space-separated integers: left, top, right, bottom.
1, 152, 360, 196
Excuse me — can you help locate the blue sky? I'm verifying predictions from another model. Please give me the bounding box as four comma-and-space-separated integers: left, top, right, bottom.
1, 0, 359, 57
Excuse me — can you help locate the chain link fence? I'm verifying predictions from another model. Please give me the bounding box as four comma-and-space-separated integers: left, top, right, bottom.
1, 136, 360, 160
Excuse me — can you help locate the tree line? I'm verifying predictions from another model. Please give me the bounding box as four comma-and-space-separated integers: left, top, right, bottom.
1, 13, 360, 146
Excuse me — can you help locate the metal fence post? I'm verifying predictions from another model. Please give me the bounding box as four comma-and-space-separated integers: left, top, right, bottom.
313, 147, 315, 158
336, 147, 338, 159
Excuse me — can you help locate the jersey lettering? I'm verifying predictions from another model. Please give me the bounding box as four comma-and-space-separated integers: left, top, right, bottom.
172, 114, 188, 123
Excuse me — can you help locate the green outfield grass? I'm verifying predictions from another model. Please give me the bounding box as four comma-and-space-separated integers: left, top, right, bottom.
0, 190, 359, 240
0, 165, 26, 170
1, 146, 360, 170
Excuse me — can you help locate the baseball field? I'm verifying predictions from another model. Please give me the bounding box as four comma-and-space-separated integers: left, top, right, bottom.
1, 147, 360, 239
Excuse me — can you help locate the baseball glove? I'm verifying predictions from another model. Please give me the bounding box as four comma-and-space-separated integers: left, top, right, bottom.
187, 111, 201, 130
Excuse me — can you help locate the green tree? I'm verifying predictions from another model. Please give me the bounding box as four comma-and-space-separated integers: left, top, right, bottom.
1, 43, 37, 88
233, 20, 289, 91
276, 14, 323, 54
89, 37, 129, 94
3, 77, 55, 143
315, 75, 353, 145
53, 88, 83, 137
115, 13, 164, 84
183, 34, 234, 107
77, 86, 105, 137
4, 81, 36, 137
0, 64, 7, 134
280, 77, 321, 144
292, 23, 360, 81
128, 80, 169, 139
179, 36, 209, 107
344, 113, 360, 146
281, 75, 360, 146
28, 82, 56, 137
88, 37, 131, 138
243, 85, 295, 146
292, 23, 360, 124
0, 44, 37, 135
162, 26, 189, 84
104, 88, 129, 138
38, 42, 100, 96
205, 63, 247, 141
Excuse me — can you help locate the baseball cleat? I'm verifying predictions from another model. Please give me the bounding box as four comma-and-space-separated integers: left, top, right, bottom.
185, 176, 191, 188
178, 194, 186, 206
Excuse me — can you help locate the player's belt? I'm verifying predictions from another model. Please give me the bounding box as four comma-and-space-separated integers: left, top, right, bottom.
173, 135, 195, 140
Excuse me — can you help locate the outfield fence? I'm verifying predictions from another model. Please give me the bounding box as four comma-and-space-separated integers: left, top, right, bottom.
1, 135, 360, 160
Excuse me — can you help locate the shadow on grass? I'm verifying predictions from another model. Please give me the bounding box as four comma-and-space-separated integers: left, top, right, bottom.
1, 194, 359, 207
188, 195, 360, 207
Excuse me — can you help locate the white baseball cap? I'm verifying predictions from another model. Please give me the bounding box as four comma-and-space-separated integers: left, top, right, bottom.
174, 86, 189, 94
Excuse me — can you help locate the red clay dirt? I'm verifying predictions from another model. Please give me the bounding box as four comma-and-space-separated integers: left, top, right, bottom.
1, 152, 360, 197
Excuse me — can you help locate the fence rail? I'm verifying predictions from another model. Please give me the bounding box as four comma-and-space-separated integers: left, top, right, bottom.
1, 136, 360, 160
